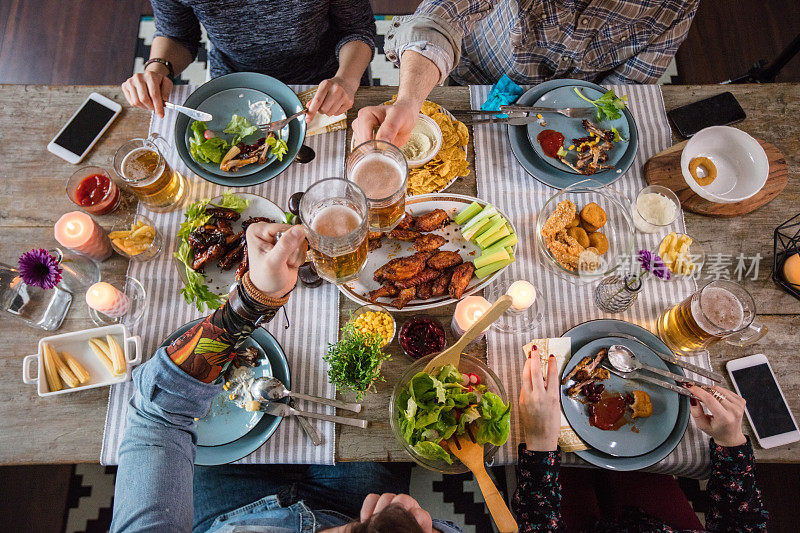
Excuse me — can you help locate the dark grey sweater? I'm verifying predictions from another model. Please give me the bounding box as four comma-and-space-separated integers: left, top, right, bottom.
152, 0, 376, 83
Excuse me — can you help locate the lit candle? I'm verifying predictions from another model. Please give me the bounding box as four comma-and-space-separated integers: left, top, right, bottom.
54, 211, 112, 261
451, 296, 492, 341
506, 280, 537, 311
86, 282, 130, 317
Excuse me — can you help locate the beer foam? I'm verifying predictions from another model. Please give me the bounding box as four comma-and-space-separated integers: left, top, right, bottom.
311, 204, 361, 237
350, 154, 404, 200
121, 147, 158, 181
694, 286, 744, 333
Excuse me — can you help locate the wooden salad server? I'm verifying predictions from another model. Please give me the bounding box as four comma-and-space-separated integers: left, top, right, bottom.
424, 295, 513, 373
448, 433, 519, 533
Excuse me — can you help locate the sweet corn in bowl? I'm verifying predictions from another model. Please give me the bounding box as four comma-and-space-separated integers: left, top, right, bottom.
349, 304, 396, 347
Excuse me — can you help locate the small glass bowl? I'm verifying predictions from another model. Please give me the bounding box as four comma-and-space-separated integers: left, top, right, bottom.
66, 166, 121, 215
657, 232, 705, 281
109, 214, 163, 262
485, 280, 546, 335
348, 304, 396, 347
630, 185, 681, 234
398, 315, 446, 359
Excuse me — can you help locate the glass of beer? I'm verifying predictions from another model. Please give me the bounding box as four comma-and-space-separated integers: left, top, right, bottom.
300, 178, 369, 284
657, 280, 767, 356
113, 133, 188, 212
346, 140, 408, 232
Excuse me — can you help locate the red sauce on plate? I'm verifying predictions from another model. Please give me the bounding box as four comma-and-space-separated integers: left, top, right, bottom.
588, 392, 628, 431
73, 173, 120, 215
537, 129, 565, 158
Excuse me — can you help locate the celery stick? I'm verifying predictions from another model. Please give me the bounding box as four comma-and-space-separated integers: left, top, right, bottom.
462, 205, 497, 233
462, 217, 491, 240
475, 255, 515, 279
473, 217, 505, 243
474, 249, 510, 269
479, 233, 518, 256
477, 225, 510, 249
454, 202, 483, 225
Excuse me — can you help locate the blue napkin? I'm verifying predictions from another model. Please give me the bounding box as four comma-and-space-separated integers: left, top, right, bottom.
480, 74, 524, 115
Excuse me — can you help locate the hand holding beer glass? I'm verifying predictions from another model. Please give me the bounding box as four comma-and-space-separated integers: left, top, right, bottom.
658, 280, 767, 356
299, 178, 369, 284
346, 140, 408, 232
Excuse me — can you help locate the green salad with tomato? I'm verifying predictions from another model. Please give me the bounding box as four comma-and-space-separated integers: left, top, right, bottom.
397, 365, 511, 464
189, 114, 288, 168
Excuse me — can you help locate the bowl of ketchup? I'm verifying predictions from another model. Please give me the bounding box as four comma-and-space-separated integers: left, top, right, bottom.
66, 166, 120, 215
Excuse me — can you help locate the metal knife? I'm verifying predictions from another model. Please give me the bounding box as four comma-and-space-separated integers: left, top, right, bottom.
469, 115, 543, 126
259, 401, 368, 429
289, 398, 323, 446
603, 364, 693, 397
606, 333, 724, 383
164, 101, 213, 121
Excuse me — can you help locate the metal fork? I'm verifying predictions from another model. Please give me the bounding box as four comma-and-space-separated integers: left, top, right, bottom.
601, 363, 693, 397
499, 105, 596, 120
257, 110, 307, 133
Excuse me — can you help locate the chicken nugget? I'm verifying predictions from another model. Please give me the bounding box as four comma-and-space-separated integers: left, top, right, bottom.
541, 199, 576, 240
449, 262, 475, 300
427, 250, 463, 270
567, 226, 590, 248
588, 231, 609, 254
581, 219, 601, 233
566, 216, 580, 229
413, 234, 447, 252
414, 209, 449, 232
580, 202, 607, 229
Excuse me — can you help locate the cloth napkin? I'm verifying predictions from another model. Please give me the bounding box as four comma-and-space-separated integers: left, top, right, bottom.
297, 86, 347, 136
480, 74, 524, 112
522, 338, 589, 452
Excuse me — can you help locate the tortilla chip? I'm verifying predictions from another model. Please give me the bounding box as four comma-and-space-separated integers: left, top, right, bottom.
421, 101, 440, 116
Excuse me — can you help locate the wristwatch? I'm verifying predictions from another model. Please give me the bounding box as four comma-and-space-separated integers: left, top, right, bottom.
144, 58, 175, 78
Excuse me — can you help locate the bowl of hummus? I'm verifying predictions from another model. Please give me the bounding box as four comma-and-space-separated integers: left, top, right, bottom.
401, 114, 443, 168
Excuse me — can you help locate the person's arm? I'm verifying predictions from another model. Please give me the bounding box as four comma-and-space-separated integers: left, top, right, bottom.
601, 1, 698, 85
121, 0, 201, 117
111, 225, 307, 532
686, 385, 769, 532
306, 0, 376, 121
513, 352, 564, 531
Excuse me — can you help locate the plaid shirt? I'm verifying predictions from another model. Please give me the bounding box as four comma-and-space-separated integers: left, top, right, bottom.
385, 0, 698, 85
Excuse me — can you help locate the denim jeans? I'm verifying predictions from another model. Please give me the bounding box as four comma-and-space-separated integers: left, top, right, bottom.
193, 462, 413, 532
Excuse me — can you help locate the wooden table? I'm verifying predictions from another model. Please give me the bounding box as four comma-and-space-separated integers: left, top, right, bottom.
1, 84, 798, 466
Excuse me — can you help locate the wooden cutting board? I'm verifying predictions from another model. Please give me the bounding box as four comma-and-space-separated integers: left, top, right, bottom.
643, 138, 787, 217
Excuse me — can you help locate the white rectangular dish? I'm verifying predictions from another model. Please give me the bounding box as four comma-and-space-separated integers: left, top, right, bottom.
22, 324, 142, 397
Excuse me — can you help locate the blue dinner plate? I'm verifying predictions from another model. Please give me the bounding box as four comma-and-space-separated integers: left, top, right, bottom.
159, 318, 291, 465
508, 79, 639, 189
527, 85, 631, 174
561, 338, 679, 457
174, 72, 307, 187
561, 319, 690, 471
184, 87, 288, 178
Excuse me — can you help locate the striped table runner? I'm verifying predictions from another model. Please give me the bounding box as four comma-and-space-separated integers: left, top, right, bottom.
101, 85, 340, 465
470, 84, 713, 478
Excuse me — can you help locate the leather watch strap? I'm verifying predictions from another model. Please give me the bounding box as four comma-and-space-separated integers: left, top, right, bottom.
144, 58, 175, 78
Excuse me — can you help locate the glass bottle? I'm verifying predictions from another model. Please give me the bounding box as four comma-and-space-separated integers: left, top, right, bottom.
50, 248, 101, 293
594, 274, 643, 314
0, 262, 72, 330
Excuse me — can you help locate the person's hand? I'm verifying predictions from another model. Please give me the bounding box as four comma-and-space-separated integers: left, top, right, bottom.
687, 384, 747, 448
519, 350, 561, 452
306, 76, 358, 123
121, 65, 173, 118
352, 98, 420, 147
245, 223, 307, 298
359, 493, 435, 532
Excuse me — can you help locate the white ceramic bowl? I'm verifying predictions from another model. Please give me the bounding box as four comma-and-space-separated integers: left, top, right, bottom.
680, 126, 768, 204
405, 114, 443, 168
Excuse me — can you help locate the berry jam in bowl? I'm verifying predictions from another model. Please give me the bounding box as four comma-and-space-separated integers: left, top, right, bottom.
399, 316, 446, 359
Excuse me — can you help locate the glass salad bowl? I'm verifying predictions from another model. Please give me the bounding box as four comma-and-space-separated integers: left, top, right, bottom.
389, 353, 508, 474
536, 179, 635, 284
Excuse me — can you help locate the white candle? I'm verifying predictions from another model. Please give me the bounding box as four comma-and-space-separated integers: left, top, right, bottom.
506, 280, 536, 311
86, 282, 130, 317
451, 296, 492, 340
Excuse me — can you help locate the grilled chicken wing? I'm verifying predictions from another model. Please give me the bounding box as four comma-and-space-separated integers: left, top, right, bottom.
393, 268, 440, 289
431, 269, 454, 297
389, 228, 422, 241
382, 255, 427, 281
448, 262, 475, 299
206, 207, 241, 221
413, 234, 447, 252
414, 209, 449, 232
241, 216, 275, 230
368, 238, 383, 252
396, 213, 413, 230
427, 250, 463, 270
218, 243, 245, 270
235, 248, 249, 281
369, 284, 399, 301
417, 281, 434, 300
191, 243, 226, 272
391, 286, 417, 309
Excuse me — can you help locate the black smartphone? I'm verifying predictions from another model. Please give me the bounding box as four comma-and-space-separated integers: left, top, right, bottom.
667, 92, 746, 138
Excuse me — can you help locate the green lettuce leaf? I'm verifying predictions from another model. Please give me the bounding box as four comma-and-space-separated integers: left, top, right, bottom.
189, 120, 230, 164
266, 136, 289, 161
473, 391, 511, 447
413, 441, 453, 464
224, 114, 258, 145
436, 365, 463, 384
457, 405, 481, 434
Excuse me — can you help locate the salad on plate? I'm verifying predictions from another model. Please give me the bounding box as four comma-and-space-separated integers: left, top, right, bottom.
396, 364, 511, 464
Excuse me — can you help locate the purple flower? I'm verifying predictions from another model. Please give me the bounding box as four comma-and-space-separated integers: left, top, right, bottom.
17, 249, 62, 289
637, 249, 671, 281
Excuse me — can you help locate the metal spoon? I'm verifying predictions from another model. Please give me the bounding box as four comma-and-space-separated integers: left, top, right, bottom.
250, 377, 362, 413
295, 144, 316, 164
607, 345, 708, 389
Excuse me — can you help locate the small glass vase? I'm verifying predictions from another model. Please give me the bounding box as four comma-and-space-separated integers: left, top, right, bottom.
0, 262, 72, 331
594, 274, 643, 313
51, 248, 101, 293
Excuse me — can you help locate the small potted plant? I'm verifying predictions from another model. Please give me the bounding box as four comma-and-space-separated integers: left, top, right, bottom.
323, 322, 391, 400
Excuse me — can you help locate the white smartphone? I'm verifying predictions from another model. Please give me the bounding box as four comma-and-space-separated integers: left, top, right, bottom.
47, 92, 122, 164
727, 354, 800, 449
